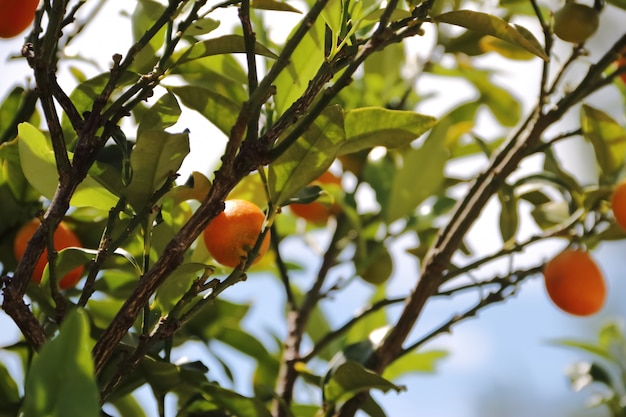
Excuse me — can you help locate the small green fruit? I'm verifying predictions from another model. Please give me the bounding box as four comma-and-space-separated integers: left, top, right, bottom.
553, 2, 600, 44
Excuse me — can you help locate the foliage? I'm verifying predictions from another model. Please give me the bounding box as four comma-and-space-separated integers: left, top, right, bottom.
0, 0, 625, 416
556, 322, 626, 417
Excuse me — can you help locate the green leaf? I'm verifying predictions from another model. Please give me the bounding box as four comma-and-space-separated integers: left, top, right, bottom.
251, 0, 302, 13
324, 361, 404, 405
356, 241, 394, 286
479, 35, 536, 60
607, 0, 626, 11
269, 105, 345, 206
464, 70, 521, 127
154, 263, 213, 314
321, 0, 343, 37
581, 104, 626, 180
0, 86, 38, 144
384, 137, 449, 223
171, 85, 241, 135
123, 129, 189, 210
62, 71, 138, 144
183, 299, 250, 342
141, 357, 208, 396
174, 35, 277, 67
498, 185, 519, 243
131, 0, 167, 73
433, 10, 549, 61
22, 308, 99, 417
196, 383, 273, 417
383, 350, 448, 381
109, 394, 147, 417
217, 327, 281, 387
550, 339, 616, 364
185, 17, 221, 36
137, 92, 181, 135
531, 201, 571, 229
86, 298, 126, 329
170, 54, 248, 103
17, 123, 119, 210
339, 107, 437, 155
425, 101, 480, 154
40, 247, 89, 288
0, 137, 40, 203
273, 16, 326, 114
0, 361, 20, 408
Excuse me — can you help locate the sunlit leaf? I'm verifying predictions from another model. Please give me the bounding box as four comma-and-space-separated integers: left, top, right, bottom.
442, 28, 486, 56
269, 105, 345, 206
174, 35, 278, 67
62, 71, 138, 144
340, 107, 437, 155
425, 101, 480, 154
251, 0, 302, 13
581, 104, 626, 180
123, 128, 189, 210
324, 361, 404, 405
171, 85, 241, 135
598, 322, 625, 349
141, 357, 208, 396
131, 0, 167, 72
170, 54, 248, 103
39, 247, 90, 289
0, 138, 40, 203
550, 339, 615, 364
0, 86, 38, 144
185, 17, 220, 36
531, 201, 570, 229
479, 35, 536, 60
321, 0, 343, 38
434, 10, 549, 61
385, 137, 449, 223
87, 298, 126, 329
22, 309, 99, 417
383, 350, 448, 381
108, 394, 147, 417
273, 17, 325, 114
196, 383, 272, 417
464, 70, 521, 127
137, 92, 181, 136
0, 361, 20, 407
498, 185, 519, 243
183, 299, 251, 342
167, 171, 212, 204
17, 123, 119, 210
154, 263, 213, 314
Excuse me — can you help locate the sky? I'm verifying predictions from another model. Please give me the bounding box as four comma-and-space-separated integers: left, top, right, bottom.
1, 1, 626, 417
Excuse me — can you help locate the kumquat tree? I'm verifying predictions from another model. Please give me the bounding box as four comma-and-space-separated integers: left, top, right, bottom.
1, 0, 626, 416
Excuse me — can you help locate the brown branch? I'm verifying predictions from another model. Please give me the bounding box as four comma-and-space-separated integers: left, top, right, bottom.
334, 30, 626, 417
273, 220, 344, 416
398, 265, 544, 359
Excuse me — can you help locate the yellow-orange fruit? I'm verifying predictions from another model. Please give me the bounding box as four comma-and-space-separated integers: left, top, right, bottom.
611, 180, 626, 231
0, 0, 39, 39
543, 249, 606, 316
290, 171, 342, 225
203, 199, 270, 268
13, 218, 84, 289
